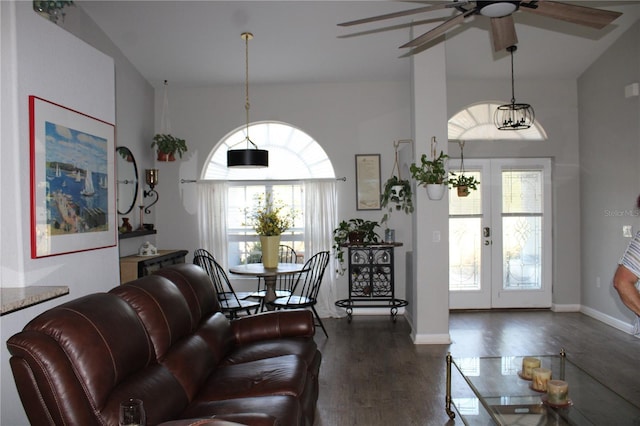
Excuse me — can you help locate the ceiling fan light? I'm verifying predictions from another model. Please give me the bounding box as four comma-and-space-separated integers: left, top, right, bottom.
479, 2, 518, 18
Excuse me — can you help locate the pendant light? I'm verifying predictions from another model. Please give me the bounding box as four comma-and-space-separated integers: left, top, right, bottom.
494, 45, 535, 131
227, 32, 269, 168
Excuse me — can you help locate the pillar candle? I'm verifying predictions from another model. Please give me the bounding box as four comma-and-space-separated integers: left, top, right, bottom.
531, 367, 552, 391
521, 357, 541, 379
138, 180, 144, 206
547, 380, 569, 405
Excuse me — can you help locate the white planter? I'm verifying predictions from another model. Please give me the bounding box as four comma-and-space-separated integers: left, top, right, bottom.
426, 184, 446, 200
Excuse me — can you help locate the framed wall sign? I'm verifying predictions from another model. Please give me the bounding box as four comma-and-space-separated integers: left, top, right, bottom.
355, 154, 381, 210
30, 96, 116, 258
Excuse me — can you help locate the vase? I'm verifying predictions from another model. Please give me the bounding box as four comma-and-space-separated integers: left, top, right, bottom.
426, 184, 446, 200
157, 151, 176, 162
119, 217, 132, 233
260, 235, 281, 268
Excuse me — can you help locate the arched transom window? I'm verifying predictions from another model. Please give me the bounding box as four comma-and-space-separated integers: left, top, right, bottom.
448, 101, 548, 141
204, 121, 334, 180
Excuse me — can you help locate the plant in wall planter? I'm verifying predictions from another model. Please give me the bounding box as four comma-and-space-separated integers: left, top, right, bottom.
151, 134, 187, 162
409, 143, 449, 201
448, 172, 480, 197
332, 218, 380, 274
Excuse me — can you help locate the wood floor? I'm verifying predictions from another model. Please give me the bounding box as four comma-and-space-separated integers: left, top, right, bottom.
313, 311, 640, 425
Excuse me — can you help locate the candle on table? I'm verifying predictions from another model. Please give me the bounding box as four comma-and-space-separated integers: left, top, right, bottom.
532, 367, 552, 391
547, 380, 569, 404
522, 357, 541, 379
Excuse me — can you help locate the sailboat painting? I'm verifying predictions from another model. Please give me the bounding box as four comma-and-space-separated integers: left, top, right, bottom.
30, 96, 116, 258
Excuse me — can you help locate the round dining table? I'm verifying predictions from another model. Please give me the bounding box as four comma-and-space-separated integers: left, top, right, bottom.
229, 263, 306, 310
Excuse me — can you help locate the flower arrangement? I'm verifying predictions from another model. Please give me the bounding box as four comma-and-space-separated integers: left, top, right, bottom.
244, 194, 296, 236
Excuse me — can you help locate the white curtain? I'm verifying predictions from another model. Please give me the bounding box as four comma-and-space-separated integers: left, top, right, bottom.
197, 181, 229, 268
303, 180, 344, 318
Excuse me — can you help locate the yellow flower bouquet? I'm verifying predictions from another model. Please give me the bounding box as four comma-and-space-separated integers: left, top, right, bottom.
245, 194, 296, 236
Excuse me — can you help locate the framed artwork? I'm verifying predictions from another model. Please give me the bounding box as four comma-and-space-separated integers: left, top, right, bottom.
355, 154, 381, 210
30, 96, 116, 258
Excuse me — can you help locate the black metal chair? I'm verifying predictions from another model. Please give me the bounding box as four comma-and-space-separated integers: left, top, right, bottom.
267, 251, 330, 338
193, 251, 260, 319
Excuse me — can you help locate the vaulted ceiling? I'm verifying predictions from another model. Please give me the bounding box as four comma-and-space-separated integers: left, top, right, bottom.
79, 1, 640, 88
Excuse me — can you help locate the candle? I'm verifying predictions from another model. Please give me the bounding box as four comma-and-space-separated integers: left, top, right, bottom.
531, 367, 552, 391
138, 178, 144, 205
547, 380, 569, 405
521, 357, 541, 380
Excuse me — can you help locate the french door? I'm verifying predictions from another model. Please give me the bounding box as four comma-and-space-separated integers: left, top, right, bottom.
449, 158, 552, 309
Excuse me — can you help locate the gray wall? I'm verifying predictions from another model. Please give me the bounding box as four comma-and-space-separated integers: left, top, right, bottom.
0, 3, 154, 424
446, 78, 582, 307
578, 21, 640, 331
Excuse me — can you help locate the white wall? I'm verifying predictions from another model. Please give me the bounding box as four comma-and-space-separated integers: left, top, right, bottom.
152, 81, 413, 301
0, 2, 154, 424
578, 21, 640, 331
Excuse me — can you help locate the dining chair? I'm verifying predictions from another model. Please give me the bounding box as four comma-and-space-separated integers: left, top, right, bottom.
193, 251, 260, 319
267, 251, 330, 338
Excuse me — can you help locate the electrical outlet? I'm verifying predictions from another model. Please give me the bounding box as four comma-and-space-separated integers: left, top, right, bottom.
433, 231, 441, 243
624, 225, 633, 238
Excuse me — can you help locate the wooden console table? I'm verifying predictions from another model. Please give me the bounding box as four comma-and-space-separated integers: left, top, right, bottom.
119, 249, 188, 284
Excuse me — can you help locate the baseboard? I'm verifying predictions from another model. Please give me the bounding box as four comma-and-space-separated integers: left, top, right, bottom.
551, 303, 581, 312
411, 332, 451, 345
580, 305, 635, 334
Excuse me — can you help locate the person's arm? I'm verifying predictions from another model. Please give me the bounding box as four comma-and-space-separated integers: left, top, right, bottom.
613, 264, 640, 316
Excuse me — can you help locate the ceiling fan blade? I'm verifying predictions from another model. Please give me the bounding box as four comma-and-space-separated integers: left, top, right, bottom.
338, 2, 469, 27
520, 1, 622, 30
490, 15, 518, 52
400, 9, 476, 49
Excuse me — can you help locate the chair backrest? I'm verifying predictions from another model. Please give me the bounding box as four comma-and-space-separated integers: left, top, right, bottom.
279, 245, 297, 263
193, 252, 242, 310
193, 248, 214, 260
288, 251, 330, 303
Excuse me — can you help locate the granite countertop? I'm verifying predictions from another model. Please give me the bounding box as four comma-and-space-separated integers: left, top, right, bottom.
1, 286, 69, 316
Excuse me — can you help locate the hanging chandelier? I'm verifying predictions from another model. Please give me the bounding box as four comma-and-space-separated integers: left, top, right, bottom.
494, 45, 535, 131
227, 32, 269, 168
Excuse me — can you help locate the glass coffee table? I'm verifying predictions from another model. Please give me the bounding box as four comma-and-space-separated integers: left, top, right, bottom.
445, 350, 640, 425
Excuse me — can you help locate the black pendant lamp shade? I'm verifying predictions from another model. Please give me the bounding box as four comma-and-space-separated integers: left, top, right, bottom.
227, 32, 269, 168
227, 148, 269, 168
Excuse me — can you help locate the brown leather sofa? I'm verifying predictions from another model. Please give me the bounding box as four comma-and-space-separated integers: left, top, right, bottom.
6, 264, 321, 426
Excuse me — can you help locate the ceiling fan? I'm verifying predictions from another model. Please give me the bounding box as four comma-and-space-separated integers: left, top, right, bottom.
338, 1, 623, 54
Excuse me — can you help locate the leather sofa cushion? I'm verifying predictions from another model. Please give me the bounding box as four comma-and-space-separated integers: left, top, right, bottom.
181, 396, 300, 426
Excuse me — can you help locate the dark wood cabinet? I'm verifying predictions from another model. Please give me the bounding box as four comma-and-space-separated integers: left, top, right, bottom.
119, 249, 188, 284
335, 243, 407, 322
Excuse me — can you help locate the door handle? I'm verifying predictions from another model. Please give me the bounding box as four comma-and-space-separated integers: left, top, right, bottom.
483, 227, 491, 238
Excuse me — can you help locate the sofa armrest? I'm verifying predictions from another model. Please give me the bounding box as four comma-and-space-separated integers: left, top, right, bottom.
230, 309, 315, 345
158, 413, 279, 426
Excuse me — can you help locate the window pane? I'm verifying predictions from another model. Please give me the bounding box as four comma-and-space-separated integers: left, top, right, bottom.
502, 216, 542, 290
502, 170, 542, 214
449, 217, 482, 291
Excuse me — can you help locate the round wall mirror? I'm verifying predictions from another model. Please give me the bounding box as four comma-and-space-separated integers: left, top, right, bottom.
116, 146, 139, 215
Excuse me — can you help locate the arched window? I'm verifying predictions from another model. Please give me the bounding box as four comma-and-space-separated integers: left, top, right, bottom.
448, 102, 547, 141
204, 121, 334, 180
203, 121, 335, 266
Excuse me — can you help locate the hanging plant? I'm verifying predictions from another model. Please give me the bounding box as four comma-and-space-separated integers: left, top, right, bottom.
152, 80, 187, 161
448, 140, 479, 197
381, 140, 414, 225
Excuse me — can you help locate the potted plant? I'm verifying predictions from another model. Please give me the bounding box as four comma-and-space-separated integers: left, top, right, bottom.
244, 194, 296, 268
448, 172, 480, 197
151, 134, 188, 162
332, 218, 380, 274
380, 175, 413, 240
409, 150, 449, 200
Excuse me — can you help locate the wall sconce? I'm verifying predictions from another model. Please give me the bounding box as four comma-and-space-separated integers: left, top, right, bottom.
143, 169, 159, 214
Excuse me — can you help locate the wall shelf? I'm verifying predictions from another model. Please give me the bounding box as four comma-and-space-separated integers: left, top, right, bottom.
118, 229, 157, 240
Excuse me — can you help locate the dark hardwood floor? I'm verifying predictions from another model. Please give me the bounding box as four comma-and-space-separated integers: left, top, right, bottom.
313, 311, 640, 425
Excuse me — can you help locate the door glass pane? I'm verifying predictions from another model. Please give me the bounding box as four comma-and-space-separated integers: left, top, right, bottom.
449, 170, 482, 292
501, 170, 543, 291
450, 217, 482, 291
